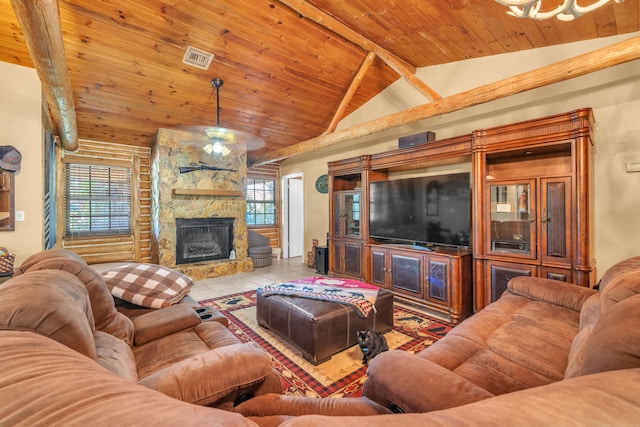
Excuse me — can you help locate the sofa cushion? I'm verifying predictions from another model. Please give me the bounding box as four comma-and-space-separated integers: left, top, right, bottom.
564, 323, 595, 378
598, 256, 640, 291
19, 256, 135, 345
599, 269, 640, 314
133, 321, 239, 380
579, 293, 601, 331
101, 263, 194, 309
0, 271, 97, 359
13, 248, 85, 276
95, 331, 138, 382
578, 294, 640, 376
418, 292, 580, 395
139, 342, 276, 406
564, 293, 602, 379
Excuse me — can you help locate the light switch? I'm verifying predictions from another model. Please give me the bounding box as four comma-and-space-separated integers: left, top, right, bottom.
15, 211, 25, 222
627, 161, 640, 173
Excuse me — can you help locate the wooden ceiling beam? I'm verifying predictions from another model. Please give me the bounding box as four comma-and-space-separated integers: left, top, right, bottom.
250, 35, 640, 166
10, 0, 79, 152
278, 0, 440, 101
325, 51, 376, 134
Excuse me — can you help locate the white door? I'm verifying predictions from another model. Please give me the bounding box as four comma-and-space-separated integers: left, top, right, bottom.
282, 174, 304, 258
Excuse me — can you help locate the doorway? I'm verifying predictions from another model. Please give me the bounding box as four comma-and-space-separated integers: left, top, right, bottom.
282, 173, 304, 260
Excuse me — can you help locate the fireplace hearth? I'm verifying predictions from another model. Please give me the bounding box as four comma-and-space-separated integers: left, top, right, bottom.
176, 218, 234, 265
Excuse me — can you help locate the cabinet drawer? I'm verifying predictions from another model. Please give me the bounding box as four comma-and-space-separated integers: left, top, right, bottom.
487, 261, 537, 303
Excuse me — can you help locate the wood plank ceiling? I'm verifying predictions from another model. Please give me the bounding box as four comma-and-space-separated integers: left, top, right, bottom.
0, 0, 638, 164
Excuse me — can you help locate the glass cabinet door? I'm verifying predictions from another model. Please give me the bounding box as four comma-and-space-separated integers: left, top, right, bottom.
344, 191, 360, 238
487, 181, 535, 258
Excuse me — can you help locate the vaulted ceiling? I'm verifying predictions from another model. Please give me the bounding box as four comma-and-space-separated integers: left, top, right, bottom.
0, 1, 638, 164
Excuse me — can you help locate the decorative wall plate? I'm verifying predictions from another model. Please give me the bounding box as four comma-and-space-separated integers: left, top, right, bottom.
315, 174, 329, 194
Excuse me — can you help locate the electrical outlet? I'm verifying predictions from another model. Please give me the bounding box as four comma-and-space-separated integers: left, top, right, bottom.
15, 211, 25, 222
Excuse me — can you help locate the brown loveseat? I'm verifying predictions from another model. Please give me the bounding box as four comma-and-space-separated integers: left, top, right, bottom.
1, 250, 282, 409
362, 256, 640, 413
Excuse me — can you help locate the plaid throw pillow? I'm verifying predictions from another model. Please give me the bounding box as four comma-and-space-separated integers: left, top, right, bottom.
101, 263, 194, 309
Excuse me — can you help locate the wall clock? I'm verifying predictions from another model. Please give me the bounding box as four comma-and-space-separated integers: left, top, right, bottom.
315, 174, 329, 194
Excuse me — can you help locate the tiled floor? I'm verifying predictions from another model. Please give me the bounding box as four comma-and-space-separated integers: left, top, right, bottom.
188, 256, 314, 302
189, 256, 452, 323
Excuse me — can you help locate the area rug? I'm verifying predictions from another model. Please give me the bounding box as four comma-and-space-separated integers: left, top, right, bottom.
199, 290, 455, 398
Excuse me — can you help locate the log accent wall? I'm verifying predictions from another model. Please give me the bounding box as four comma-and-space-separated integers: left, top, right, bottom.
247, 163, 281, 252
57, 140, 151, 265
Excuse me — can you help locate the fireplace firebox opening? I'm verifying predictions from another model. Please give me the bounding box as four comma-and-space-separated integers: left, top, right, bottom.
176, 218, 234, 265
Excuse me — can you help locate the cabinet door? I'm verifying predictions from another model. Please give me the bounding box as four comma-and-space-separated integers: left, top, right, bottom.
331, 240, 342, 273
370, 248, 388, 287
343, 191, 361, 238
344, 241, 362, 277
540, 177, 571, 265
487, 180, 536, 259
332, 193, 342, 237
487, 261, 537, 303
390, 253, 422, 297
425, 257, 449, 304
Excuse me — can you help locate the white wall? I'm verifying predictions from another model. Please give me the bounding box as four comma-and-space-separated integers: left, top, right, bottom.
282, 33, 640, 280
0, 62, 45, 265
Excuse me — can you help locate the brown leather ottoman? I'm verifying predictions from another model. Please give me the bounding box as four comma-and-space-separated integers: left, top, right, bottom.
256, 288, 393, 365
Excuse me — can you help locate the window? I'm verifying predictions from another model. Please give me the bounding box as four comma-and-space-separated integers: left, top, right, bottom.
65, 163, 132, 237
246, 178, 276, 226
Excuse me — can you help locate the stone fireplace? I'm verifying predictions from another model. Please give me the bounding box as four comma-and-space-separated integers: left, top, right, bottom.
176, 217, 234, 265
150, 128, 253, 280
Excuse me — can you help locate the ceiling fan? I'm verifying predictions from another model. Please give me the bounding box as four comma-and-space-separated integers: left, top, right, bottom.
179, 78, 265, 156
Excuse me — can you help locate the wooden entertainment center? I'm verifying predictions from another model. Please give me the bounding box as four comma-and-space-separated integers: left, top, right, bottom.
328, 109, 595, 323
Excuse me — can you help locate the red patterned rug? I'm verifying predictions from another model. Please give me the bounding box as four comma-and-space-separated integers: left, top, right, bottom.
199, 290, 454, 398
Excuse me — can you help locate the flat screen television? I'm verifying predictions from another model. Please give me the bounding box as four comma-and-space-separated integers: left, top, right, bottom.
369, 172, 471, 248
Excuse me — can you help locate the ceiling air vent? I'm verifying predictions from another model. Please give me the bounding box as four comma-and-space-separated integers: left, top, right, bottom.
182, 46, 215, 70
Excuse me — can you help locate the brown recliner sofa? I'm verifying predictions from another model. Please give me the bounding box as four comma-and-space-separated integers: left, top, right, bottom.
1, 255, 640, 425
2, 328, 640, 426
362, 256, 640, 413
3, 251, 282, 409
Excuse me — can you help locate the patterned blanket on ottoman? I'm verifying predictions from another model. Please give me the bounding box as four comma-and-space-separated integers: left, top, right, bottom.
258, 277, 379, 318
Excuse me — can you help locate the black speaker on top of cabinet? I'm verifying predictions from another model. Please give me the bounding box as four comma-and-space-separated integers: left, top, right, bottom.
315, 246, 328, 275
398, 131, 436, 148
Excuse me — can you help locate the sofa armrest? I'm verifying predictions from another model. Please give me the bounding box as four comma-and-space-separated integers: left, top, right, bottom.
507, 276, 598, 312
280, 368, 640, 427
362, 350, 493, 413
235, 393, 391, 417
132, 304, 201, 346
138, 342, 275, 406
